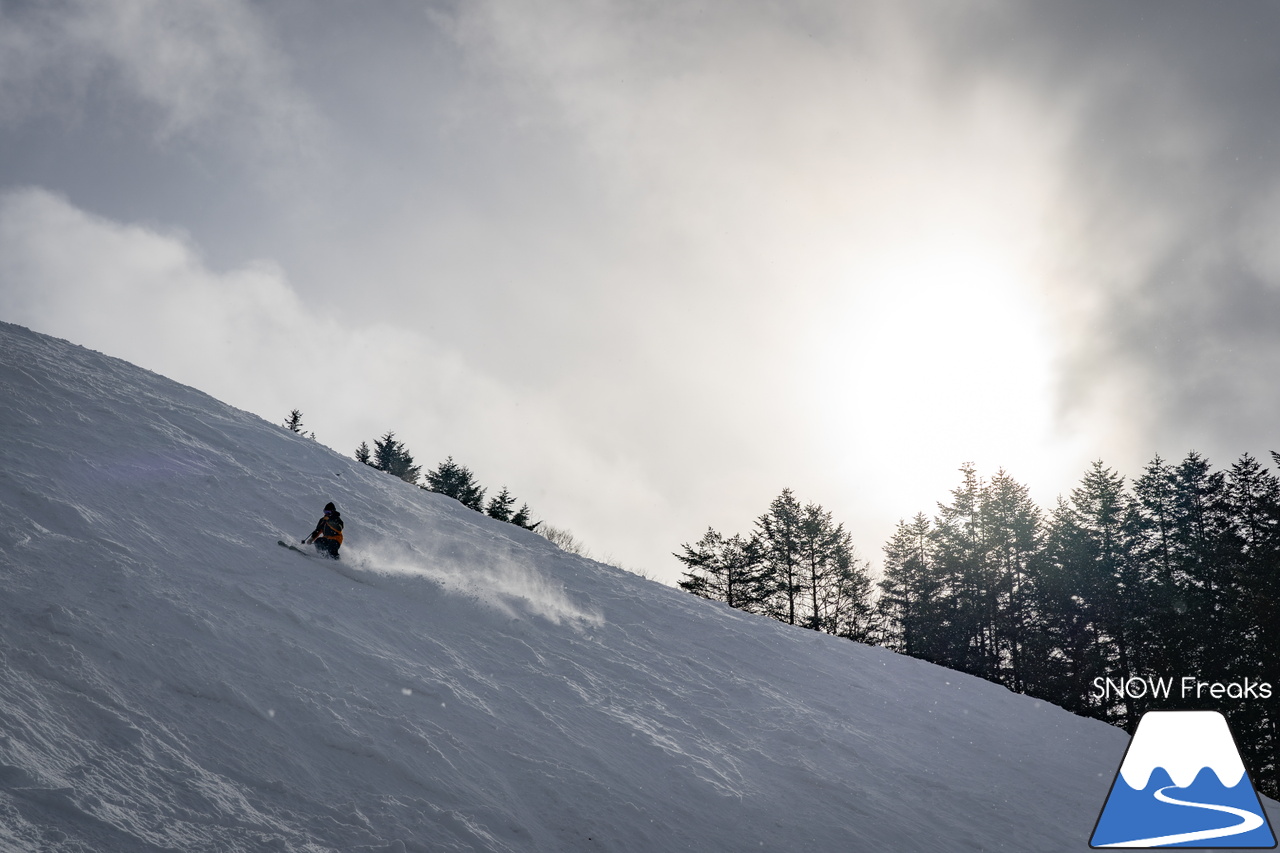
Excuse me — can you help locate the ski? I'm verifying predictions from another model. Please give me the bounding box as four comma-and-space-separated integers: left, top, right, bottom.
278, 540, 312, 556
277, 540, 368, 584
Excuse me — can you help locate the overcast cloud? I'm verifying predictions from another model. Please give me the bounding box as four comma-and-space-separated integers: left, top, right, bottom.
2, 0, 1279, 582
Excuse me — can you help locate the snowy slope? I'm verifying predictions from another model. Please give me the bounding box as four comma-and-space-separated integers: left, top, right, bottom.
0, 319, 1251, 852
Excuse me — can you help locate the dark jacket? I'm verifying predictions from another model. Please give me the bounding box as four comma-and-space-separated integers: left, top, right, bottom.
306, 511, 343, 545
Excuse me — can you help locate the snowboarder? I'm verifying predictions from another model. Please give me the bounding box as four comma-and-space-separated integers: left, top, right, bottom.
303, 502, 344, 559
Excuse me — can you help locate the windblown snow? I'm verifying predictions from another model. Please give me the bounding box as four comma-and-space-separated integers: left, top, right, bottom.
1, 320, 1267, 852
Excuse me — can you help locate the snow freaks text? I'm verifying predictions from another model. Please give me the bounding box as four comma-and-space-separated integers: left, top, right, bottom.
1092, 676, 1273, 702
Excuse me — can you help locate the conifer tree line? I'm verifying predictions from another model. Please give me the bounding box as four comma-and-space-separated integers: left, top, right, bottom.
678, 453, 1280, 797
283, 412, 540, 531
676, 488, 876, 641
355, 431, 539, 530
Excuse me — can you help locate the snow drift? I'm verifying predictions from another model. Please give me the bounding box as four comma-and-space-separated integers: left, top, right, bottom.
0, 320, 1259, 852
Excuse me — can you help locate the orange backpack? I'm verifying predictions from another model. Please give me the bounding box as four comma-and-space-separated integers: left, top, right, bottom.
321, 515, 344, 544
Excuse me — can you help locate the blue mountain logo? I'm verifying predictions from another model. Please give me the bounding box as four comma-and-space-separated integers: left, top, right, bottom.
1091, 710, 1276, 848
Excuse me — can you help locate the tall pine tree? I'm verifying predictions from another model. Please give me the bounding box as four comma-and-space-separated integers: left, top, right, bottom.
931, 463, 991, 677
371, 431, 421, 484
981, 470, 1044, 694
1042, 462, 1141, 726
675, 528, 768, 613
878, 514, 947, 663
1131, 454, 1181, 676
755, 489, 807, 626
1224, 453, 1280, 796
509, 502, 538, 530
817, 533, 875, 642
486, 487, 516, 522
424, 456, 486, 511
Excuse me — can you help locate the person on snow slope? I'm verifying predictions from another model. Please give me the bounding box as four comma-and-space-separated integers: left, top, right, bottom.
304, 502, 344, 559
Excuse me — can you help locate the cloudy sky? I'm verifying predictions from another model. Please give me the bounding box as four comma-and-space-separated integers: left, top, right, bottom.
3, 0, 1280, 583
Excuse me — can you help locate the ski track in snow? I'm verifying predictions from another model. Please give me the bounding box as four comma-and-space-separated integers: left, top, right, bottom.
1, 320, 1276, 852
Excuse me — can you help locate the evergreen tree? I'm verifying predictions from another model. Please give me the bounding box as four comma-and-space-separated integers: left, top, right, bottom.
981, 470, 1044, 693
1131, 454, 1180, 676
355, 441, 372, 466
796, 502, 868, 635
676, 527, 720, 601
931, 463, 991, 677
798, 502, 839, 631
1224, 453, 1280, 796
817, 535, 876, 642
284, 409, 305, 433
372, 431, 422, 484
424, 456, 486, 511
878, 514, 947, 662
1042, 461, 1141, 726
486, 487, 516, 522
675, 491, 871, 633
1168, 451, 1232, 675
675, 528, 768, 613
477, 485, 537, 529
755, 489, 807, 625
1036, 496, 1101, 716
509, 502, 539, 530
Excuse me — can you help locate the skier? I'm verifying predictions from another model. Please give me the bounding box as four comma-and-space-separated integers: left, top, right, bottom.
303, 502, 344, 559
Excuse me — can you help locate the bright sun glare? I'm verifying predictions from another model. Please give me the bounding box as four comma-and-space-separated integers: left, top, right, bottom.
807, 236, 1064, 508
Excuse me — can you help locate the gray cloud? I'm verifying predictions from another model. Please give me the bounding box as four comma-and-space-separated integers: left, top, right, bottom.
0, 0, 322, 150
0, 0, 328, 263
928, 1, 1280, 467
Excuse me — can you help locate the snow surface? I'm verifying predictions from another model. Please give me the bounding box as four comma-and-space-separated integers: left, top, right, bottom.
0, 319, 1272, 852
1119, 712, 1247, 790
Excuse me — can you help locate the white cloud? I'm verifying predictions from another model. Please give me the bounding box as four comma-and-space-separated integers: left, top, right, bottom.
1, 187, 313, 396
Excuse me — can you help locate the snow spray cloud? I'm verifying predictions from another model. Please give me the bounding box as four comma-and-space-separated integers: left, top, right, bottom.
348, 540, 603, 629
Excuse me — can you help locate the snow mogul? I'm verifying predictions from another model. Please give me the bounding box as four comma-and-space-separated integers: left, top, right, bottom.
303, 502, 344, 559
